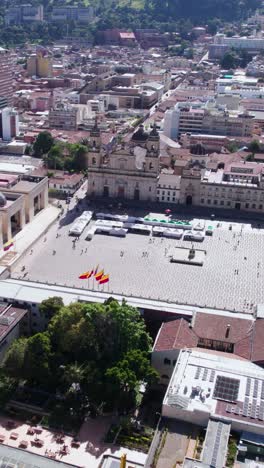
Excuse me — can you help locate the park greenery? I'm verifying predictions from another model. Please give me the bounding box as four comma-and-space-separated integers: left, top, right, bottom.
0, 0, 260, 47
3, 298, 158, 420
33, 131, 88, 172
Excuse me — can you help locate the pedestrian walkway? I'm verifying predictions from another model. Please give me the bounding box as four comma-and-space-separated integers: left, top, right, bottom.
0, 205, 60, 270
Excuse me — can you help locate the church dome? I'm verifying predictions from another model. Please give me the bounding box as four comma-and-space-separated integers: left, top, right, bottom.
0, 193, 7, 207
132, 125, 148, 142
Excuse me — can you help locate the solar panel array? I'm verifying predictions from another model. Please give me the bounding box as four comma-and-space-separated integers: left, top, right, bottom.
194, 366, 213, 382
246, 378, 251, 396
211, 422, 223, 467
210, 370, 216, 383
213, 376, 240, 402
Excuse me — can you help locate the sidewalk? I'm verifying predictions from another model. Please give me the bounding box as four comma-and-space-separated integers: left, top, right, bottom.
0, 205, 60, 271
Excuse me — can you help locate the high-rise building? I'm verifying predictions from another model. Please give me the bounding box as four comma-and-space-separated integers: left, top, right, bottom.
27, 49, 53, 78
0, 48, 13, 110
0, 107, 19, 141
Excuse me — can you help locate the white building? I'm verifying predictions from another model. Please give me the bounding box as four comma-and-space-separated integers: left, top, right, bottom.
156, 172, 181, 203
1, 107, 19, 141
214, 34, 264, 51
163, 349, 264, 435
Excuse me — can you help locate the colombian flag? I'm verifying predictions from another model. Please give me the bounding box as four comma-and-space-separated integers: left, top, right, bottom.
95, 270, 104, 281
99, 274, 109, 284
4, 239, 14, 251
79, 271, 93, 279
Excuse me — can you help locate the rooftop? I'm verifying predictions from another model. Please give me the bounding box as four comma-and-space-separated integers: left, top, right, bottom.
163, 349, 264, 431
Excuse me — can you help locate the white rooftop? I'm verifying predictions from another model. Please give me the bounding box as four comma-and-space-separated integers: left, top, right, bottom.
163, 349, 264, 434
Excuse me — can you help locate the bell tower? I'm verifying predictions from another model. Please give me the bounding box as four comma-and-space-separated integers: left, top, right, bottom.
88, 117, 102, 168
146, 123, 160, 175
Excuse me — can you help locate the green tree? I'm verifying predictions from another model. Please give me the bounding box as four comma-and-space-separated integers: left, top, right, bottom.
24, 333, 52, 385
221, 51, 239, 69
3, 338, 27, 380
72, 144, 88, 172
39, 296, 64, 321
45, 144, 64, 170
33, 131, 54, 158
248, 140, 260, 153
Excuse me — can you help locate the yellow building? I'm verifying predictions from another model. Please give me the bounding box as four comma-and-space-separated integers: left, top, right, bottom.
27, 50, 53, 78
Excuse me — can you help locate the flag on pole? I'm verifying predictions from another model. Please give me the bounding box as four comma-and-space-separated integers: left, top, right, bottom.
95, 270, 104, 281
3, 239, 14, 251
99, 274, 109, 284
93, 265, 99, 276
79, 271, 93, 279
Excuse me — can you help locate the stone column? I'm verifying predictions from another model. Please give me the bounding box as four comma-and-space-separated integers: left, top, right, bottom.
20, 208, 26, 230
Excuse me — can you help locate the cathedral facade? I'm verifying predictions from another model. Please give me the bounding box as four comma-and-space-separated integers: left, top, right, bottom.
87, 124, 160, 202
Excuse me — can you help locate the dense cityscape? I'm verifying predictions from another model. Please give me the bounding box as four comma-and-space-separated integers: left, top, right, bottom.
0, 1, 263, 468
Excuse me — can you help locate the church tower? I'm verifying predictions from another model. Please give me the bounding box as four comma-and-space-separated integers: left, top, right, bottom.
87, 117, 102, 169
145, 123, 160, 175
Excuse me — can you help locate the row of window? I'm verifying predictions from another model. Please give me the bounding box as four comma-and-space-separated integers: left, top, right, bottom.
164, 358, 176, 366
201, 199, 263, 210
157, 196, 177, 202
157, 190, 177, 196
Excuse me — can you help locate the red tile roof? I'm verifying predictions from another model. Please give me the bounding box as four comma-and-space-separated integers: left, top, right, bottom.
251, 319, 264, 364
153, 318, 198, 351
193, 312, 253, 345
153, 312, 264, 364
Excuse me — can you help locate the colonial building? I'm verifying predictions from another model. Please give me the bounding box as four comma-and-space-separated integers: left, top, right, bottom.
87, 124, 160, 201
179, 159, 264, 213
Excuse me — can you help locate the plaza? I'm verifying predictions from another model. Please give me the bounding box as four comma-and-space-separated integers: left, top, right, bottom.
10, 204, 264, 314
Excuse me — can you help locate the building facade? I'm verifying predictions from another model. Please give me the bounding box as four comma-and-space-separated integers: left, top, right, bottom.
0, 49, 13, 109
5, 4, 43, 25
179, 160, 264, 213
49, 103, 78, 131
87, 124, 160, 201
163, 102, 255, 140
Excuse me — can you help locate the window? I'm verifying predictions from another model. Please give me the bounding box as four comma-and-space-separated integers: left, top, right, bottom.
259, 204, 263, 210
162, 196, 164, 201
220, 200, 224, 206
32, 312, 37, 317
173, 360, 176, 366
214, 200, 218, 205
201, 198, 204, 204
167, 197, 170, 201
245, 203, 249, 209
252, 203, 256, 209
162, 191, 165, 195
92, 157, 96, 165
172, 197, 175, 202
227, 201, 231, 206
149, 162, 153, 170
157, 190, 160, 195
164, 358, 171, 365
207, 199, 211, 204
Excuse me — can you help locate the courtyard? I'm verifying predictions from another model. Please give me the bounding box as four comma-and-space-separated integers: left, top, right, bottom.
10, 203, 264, 314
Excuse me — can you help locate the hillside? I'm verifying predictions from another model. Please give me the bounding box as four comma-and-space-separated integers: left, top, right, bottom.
0, 0, 260, 47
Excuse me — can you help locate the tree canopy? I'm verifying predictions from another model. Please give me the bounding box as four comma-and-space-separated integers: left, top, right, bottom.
3, 299, 157, 414
33, 131, 54, 158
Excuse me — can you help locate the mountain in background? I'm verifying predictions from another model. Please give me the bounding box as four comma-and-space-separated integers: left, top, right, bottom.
0, 0, 260, 46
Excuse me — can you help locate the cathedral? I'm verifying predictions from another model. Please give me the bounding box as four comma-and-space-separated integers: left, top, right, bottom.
87, 123, 160, 201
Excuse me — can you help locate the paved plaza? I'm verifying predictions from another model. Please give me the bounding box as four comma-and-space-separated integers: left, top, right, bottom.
0, 414, 146, 468
11, 205, 264, 314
